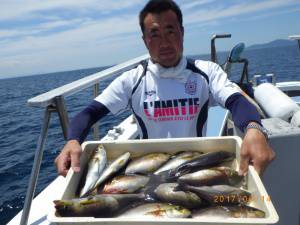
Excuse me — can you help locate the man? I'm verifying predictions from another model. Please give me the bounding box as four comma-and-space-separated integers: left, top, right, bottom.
55, 0, 274, 177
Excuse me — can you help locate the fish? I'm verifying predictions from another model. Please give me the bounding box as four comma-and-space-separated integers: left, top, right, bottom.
178, 166, 243, 187
91, 152, 131, 192
178, 184, 251, 205
79, 145, 107, 197
192, 205, 265, 219
154, 151, 202, 175
125, 152, 171, 175
103, 174, 150, 194
143, 156, 230, 198
167, 151, 235, 179
119, 203, 191, 218
54, 193, 145, 217
154, 183, 203, 209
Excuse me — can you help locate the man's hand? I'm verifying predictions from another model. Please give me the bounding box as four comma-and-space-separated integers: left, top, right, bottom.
55, 140, 82, 177
239, 123, 275, 176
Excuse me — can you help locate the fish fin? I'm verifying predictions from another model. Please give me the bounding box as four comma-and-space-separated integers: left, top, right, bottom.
53, 200, 61, 206
142, 174, 167, 200
173, 184, 183, 192
53, 200, 73, 207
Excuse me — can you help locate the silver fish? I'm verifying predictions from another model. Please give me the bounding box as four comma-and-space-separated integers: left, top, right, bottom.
119, 203, 191, 218
54, 193, 145, 217
154, 183, 202, 209
178, 184, 251, 205
125, 152, 171, 175
103, 174, 150, 194
168, 151, 235, 179
80, 145, 107, 197
192, 205, 265, 219
92, 152, 131, 191
178, 166, 243, 187
154, 151, 202, 175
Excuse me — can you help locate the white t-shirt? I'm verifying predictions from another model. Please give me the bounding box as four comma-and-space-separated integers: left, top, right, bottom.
95, 57, 239, 139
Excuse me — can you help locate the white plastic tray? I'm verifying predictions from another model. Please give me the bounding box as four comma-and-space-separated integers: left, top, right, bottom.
48, 136, 279, 225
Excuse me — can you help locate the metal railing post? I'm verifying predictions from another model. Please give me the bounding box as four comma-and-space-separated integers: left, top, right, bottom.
20, 107, 52, 225
55, 96, 69, 140
211, 34, 231, 63
93, 83, 100, 140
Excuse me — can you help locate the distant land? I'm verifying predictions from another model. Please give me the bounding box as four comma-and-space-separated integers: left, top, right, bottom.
247, 39, 297, 50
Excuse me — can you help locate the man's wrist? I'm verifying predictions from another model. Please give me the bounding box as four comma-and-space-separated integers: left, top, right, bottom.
67, 139, 81, 145
245, 122, 269, 140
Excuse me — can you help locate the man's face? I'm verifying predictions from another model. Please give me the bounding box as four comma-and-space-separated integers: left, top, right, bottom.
142, 10, 184, 68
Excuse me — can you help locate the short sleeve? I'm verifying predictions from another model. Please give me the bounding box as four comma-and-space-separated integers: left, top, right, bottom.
95, 66, 143, 115
195, 60, 240, 107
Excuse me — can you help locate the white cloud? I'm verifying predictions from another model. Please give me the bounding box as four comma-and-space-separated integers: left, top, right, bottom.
180, 0, 215, 10
0, 14, 139, 55
0, 0, 299, 78
0, 29, 26, 39
0, 0, 144, 21
2, 1, 159, 78
243, 6, 300, 21
184, 0, 300, 25
0, 18, 87, 39
0, 11, 145, 77
0, 31, 146, 78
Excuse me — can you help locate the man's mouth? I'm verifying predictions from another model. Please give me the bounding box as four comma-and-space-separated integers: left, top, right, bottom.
159, 49, 174, 57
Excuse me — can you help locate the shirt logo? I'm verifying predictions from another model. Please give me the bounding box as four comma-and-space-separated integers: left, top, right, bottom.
185, 80, 197, 95
143, 98, 200, 122
145, 90, 156, 96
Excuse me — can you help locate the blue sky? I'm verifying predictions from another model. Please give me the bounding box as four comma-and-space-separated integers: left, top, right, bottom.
0, 0, 299, 79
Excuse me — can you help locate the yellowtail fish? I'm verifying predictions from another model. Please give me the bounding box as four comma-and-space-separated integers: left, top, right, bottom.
168, 151, 235, 179
103, 174, 149, 194
119, 203, 191, 218
125, 152, 170, 175
80, 145, 107, 197
154, 183, 202, 209
178, 166, 243, 187
178, 184, 251, 205
54, 193, 145, 217
154, 151, 202, 175
192, 205, 265, 218
92, 152, 131, 192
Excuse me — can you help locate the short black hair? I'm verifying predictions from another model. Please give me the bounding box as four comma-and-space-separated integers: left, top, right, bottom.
139, 0, 183, 34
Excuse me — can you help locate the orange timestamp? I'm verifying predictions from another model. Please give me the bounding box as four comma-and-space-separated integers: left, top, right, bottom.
213, 194, 271, 204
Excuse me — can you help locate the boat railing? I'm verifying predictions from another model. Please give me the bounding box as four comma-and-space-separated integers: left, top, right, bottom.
20, 53, 149, 225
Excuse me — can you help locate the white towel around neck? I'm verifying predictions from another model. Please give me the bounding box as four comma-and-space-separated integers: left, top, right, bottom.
148, 57, 189, 83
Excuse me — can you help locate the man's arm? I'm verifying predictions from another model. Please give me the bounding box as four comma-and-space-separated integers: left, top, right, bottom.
55, 100, 109, 176
55, 66, 140, 176
225, 93, 275, 176
197, 60, 274, 176
225, 93, 261, 131
67, 101, 109, 144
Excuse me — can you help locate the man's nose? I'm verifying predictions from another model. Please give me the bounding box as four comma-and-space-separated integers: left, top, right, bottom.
160, 33, 170, 47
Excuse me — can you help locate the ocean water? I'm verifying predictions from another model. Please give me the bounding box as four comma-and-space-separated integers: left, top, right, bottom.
0, 45, 299, 224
